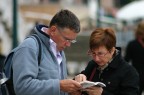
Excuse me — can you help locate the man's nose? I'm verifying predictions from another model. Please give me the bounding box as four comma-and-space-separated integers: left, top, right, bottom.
66, 41, 71, 47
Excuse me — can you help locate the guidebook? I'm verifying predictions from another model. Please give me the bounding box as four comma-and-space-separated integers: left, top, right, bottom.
80, 81, 106, 89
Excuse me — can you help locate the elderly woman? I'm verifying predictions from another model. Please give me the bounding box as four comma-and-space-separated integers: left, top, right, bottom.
73, 28, 139, 95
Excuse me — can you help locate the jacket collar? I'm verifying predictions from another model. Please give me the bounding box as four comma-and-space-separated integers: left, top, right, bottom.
108, 47, 123, 69
34, 24, 51, 47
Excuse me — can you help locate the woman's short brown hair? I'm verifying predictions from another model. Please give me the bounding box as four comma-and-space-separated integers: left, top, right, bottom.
89, 28, 116, 51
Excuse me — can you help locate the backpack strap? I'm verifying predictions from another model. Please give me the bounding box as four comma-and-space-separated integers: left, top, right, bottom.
3, 34, 42, 78
0, 34, 42, 95
30, 34, 42, 65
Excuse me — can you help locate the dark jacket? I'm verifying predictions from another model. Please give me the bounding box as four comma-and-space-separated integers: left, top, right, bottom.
82, 50, 139, 95
124, 39, 144, 73
124, 39, 144, 94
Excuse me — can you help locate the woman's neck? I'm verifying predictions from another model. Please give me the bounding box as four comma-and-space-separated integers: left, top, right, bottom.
138, 38, 144, 48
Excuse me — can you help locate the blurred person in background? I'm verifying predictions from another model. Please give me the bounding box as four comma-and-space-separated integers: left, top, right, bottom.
124, 20, 144, 95
73, 28, 139, 95
10, 9, 82, 95
0, 38, 6, 71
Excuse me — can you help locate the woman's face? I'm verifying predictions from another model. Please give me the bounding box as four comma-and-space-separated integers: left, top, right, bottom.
89, 46, 115, 67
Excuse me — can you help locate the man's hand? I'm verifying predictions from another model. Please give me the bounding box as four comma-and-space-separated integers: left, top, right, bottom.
60, 79, 81, 93
69, 90, 81, 95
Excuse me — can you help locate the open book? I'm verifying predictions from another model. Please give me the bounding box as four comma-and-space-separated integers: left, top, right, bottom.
80, 81, 106, 89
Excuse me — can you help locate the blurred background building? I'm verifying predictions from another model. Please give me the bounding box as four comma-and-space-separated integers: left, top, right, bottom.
0, 0, 144, 76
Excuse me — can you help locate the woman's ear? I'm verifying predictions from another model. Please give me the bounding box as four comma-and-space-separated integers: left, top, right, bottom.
111, 47, 116, 54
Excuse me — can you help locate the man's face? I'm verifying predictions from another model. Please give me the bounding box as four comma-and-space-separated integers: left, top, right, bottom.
49, 26, 78, 51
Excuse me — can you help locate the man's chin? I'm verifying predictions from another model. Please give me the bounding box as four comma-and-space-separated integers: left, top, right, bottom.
58, 47, 65, 51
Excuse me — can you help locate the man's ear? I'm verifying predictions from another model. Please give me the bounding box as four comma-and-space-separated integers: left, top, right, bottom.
49, 26, 56, 35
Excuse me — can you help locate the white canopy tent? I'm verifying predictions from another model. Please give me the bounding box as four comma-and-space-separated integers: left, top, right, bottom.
116, 0, 144, 21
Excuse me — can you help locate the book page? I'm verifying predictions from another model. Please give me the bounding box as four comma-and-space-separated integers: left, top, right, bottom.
80, 81, 106, 89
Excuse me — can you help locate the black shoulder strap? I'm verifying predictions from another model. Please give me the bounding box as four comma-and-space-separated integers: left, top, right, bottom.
31, 34, 42, 65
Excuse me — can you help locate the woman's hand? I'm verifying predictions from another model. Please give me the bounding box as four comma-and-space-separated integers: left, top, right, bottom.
83, 86, 103, 95
74, 74, 87, 82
